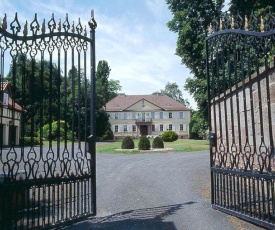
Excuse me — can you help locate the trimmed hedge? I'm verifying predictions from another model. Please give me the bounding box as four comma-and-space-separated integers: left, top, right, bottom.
138, 136, 151, 150
162, 131, 178, 142
152, 136, 164, 148
121, 136, 135, 149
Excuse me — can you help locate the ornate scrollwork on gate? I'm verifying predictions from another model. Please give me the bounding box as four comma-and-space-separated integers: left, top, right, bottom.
0, 11, 97, 229
207, 10, 275, 173
207, 10, 275, 229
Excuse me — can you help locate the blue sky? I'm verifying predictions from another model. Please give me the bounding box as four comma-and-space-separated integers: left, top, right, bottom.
1, 0, 230, 109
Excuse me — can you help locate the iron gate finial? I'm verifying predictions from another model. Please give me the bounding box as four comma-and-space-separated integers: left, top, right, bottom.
88, 9, 97, 30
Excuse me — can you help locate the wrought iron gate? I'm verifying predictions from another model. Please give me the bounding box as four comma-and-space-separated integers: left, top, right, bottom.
206, 11, 275, 229
0, 11, 97, 229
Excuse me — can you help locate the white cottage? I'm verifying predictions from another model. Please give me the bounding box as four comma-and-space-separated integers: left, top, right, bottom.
0, 82, 23, 145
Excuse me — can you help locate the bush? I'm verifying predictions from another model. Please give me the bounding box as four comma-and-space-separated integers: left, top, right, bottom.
162, 131, 178, 142
121, 136, 135, 149
138, 136, 151, 150
20, 137, 42, 146
102, 130, 114, 140
152, 136, 164, 148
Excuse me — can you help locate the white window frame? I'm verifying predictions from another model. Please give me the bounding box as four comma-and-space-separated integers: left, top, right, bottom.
180, 124, 186, 131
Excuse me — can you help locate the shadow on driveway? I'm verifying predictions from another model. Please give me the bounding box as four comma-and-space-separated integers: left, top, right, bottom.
65, 202, 196, 230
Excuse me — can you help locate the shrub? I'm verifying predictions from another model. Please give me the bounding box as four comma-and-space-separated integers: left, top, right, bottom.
152, 136, 164, 148
138, 136, 151, 150
20, 137, 42, 146
121, 136, 135, 149
162, 131, 178, 142
102, 130, 114, 140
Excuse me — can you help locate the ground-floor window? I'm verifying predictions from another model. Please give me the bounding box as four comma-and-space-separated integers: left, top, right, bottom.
169, 124, 172, 131
124, 125, 128, 132
132, 125, 136, 132
160, 124, 163, 131
115, 125, 118, 132
180, 124, 186, 131
152, 124, 155, 131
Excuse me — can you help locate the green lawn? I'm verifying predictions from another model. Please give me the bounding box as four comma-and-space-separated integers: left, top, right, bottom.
96, 139, 209, 154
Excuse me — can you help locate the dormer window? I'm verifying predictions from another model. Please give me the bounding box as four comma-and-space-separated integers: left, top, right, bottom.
142, 100, 145, 107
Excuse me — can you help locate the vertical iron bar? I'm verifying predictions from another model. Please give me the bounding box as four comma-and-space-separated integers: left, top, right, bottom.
264, 53, 273, 172
77, 51, 81, 147
57, 46, 61, 164
216, 51, 224, 166
257, 178, 261, 219
206, 35, 214, 205
31, 58, 36, 147
249, 177, 252, 216
64, 50, 68, 148
222, 46, 229, 165
89, 9, 97, 215
234, 50, 242, 169
71, 47, 75, 158
253, 177, 256, 218
240, 48, 249, 170
247, 47, 257, 170
266, 180, 271, 222
228, 39, 236, 170
40, 52, 45, 171
255, 53, 265, 157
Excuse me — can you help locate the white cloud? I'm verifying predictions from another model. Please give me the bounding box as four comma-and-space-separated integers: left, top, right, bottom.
0, 0, 197, 109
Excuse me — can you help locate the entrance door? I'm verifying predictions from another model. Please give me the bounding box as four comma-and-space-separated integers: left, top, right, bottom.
140, 125, 148, 136
9, 125, 16, 145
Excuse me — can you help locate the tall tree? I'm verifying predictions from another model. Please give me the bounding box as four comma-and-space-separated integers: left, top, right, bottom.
229, 0, 274, 15
95, 60, 121, 140
5, 55, 62, 137
153, 82, 190, 107
108, 79, 122, 101
166, 0, 224, 124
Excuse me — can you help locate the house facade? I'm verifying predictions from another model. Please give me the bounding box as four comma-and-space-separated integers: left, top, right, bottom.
105, 93, 191, 139
0, 82, 23, 146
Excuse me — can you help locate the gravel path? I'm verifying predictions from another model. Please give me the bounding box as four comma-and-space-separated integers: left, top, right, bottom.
64, 151, 264, 230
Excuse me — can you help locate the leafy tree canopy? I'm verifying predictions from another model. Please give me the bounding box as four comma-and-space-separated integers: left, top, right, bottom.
166, 0, 273, 137
153, 82, 190, 107
95, 60, 122, 140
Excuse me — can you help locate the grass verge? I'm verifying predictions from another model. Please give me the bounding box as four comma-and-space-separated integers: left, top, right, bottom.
96, 139, 209, 154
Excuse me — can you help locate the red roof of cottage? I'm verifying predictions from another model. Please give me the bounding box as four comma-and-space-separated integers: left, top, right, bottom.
0, 82, 9, 91
105, 94, 191, 112
1, 82, 24, 112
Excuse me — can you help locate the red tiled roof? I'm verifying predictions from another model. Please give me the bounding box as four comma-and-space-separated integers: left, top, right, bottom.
0, 82, 9, 91
0, 82, 24, 112
8, 97, 24, 112
105, 94, 191, 111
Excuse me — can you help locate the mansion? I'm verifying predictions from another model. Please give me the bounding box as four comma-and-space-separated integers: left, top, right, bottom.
105, 93, 191, 139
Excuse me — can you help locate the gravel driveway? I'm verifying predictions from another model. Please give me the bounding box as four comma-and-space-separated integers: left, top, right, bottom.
64, 151, 264, 230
